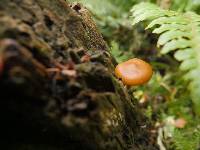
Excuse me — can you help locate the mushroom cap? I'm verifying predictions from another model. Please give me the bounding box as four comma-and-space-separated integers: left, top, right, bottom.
173, 118, 187, 128
115, 58, 153, 86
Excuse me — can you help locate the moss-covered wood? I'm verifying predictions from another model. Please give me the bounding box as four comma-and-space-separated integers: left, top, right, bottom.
0, 0, 157, 149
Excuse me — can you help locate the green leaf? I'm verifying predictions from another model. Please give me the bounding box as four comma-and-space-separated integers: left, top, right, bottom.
180, 59, 197, 71
174, 49, 194, 61
158, 30, 191, 46
161, 39, 192, 54
132, 11, 164, 25
153, 24, 188, 34
131, 2, 200, 116
146, 16, 188, 29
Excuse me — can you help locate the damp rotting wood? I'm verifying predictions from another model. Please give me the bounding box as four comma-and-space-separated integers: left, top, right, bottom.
0, 0, 158, 150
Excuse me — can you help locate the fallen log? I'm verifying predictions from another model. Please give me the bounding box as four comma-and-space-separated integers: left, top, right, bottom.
0, 0, 157, 149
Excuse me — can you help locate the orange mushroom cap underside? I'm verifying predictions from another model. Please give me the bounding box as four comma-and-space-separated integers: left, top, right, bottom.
115, 58, 153, 86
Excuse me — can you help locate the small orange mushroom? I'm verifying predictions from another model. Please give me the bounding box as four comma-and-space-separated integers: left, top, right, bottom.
115, 58, 153, 86
173, 118, 187, 129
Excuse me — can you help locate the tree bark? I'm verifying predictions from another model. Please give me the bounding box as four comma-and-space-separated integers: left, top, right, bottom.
0, 0, 157, 149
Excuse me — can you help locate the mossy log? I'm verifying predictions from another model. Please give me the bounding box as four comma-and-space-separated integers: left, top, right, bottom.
0, 0, 157, 149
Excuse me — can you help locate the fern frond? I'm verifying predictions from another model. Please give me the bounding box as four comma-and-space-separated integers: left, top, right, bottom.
173, 128, 200, 150
131, 2, 200, 115
131, 3, 177, 25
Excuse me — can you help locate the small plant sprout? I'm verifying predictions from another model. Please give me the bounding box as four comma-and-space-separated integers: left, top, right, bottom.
115, 58, 153, 86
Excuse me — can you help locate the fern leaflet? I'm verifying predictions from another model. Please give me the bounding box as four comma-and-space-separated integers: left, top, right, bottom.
131, 2, 200, 115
